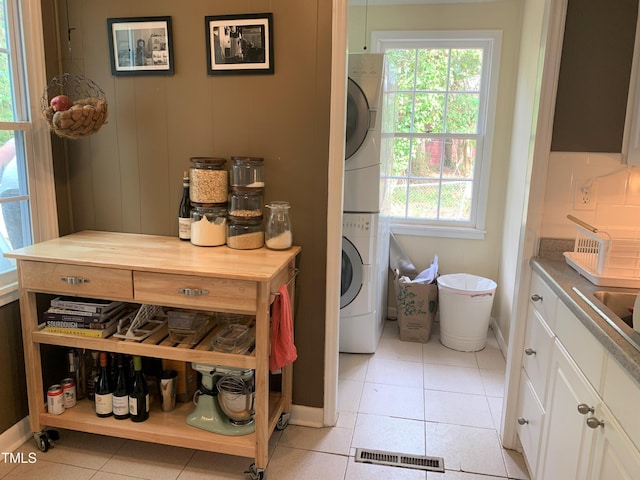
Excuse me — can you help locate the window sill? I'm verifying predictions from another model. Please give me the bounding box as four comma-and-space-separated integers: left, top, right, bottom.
391, 223, 487, 240
0, 281, 19, 307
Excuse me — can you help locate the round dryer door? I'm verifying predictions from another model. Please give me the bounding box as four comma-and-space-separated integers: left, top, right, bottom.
340, 236, 363, 309
345, 77, 370, 160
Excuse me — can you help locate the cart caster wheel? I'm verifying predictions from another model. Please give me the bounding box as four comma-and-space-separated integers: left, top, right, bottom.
46, 429, 60, 441
276, 413, 290, 431
245, 463, 265, 480
33, 433, 50, 452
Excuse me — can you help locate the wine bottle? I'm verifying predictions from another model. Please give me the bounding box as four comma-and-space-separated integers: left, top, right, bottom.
178, 171, 191, 241
95, 352, 113, 417
129, 356, 149, 422
66, 348, 85, 400
86, 351, 99, 401
112, 355, 130, 419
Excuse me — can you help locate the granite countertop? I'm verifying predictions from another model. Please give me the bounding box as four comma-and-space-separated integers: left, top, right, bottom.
531, 256, 640, 384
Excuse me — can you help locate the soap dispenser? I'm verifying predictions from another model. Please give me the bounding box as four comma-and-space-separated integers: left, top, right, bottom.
634, 292, 640, 334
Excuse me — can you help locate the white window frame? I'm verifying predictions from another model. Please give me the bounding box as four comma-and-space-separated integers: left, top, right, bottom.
372, 30, 501, 240
0, 0, 59, 305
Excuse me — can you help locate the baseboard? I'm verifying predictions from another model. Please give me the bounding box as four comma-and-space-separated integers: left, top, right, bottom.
289, 404, 324, 428
0, 417, 30, 453
490, 317, 508, 358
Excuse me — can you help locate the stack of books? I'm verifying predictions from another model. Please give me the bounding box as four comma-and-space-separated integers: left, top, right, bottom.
42, 297, 130, 337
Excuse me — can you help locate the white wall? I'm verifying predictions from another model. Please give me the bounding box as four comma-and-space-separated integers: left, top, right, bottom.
348, 1, 525, 334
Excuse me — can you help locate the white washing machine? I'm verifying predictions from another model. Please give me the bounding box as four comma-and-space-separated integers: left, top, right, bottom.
344, 53, 385, 213
340, 212, 389, 353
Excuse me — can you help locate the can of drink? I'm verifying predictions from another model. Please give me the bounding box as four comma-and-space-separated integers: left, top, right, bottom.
61, 377, 77, 408
47, 384, 65, 415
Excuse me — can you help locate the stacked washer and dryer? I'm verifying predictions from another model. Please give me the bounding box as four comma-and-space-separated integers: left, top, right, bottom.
340, 53, 390, 354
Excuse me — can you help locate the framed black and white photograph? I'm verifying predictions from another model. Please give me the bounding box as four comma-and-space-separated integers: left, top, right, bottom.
107, 16, 174, 76
205, 13, 273, 75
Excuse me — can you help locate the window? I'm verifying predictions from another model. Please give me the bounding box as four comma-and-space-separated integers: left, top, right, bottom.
373, 30, 501, 239
0, 0, 58, 303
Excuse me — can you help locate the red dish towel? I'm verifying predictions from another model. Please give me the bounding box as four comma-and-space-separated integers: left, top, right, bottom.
270, 284, 297, 372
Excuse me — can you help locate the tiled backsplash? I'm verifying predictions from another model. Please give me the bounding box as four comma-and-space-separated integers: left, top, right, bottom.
541, 152, 640, 239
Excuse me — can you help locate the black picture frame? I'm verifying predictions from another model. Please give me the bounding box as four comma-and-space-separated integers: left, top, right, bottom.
107, 16, 174, 76
205, 13, 274, 75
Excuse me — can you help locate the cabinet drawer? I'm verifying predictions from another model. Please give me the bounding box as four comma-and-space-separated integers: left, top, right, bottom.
556, 300, 605, 393
523, 304, 554, 401
517, 372, 545, 479
530, 272, 558, 331
133, 271, 257, 311
19, 260, 133, 300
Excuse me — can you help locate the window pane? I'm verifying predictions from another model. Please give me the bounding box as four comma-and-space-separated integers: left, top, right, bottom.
392, 93, 414, 132
416, 49, 448, 91
444, 138, 476, 179
0, 132, 30, 250
446, 93, 479, 134
391, 137, 410, 176
439, 180, 472, 221
410, 138, 442, 177
407, 179, 438, 219
0, 51, 13, 121
387, 49, 416, 91
450, 49, 482, 91
414, 93, 444, 133
387, 178, 407, 217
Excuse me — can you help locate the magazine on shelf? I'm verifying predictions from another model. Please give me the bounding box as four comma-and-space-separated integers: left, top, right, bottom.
43, 320, 119, 338
49, 296, 124, 314
44, 316, 120, 330
43, 303, 127, 323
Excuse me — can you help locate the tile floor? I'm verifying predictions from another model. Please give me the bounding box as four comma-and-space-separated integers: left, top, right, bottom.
0, 320, 531, 479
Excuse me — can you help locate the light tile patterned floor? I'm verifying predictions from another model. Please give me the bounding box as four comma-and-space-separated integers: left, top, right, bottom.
0, 320, 530, 479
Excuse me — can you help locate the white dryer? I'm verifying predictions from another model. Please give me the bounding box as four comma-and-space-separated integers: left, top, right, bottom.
340, 212, 389, 353
344, 53, 385, 213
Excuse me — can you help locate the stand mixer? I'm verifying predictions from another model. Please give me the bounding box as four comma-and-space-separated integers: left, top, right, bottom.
186, 362, 256, 436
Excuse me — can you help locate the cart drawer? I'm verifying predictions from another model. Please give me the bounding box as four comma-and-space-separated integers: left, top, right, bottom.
19, 260, 133, 300
133, 271, 257, 311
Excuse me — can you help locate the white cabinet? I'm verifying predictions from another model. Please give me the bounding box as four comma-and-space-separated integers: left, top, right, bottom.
537, 340, 599, 480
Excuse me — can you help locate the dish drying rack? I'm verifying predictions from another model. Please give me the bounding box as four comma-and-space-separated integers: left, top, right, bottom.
563, 215, 640, 287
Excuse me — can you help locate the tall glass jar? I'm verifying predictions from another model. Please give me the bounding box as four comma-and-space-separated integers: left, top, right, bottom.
190, 204, 227, 247
189, 157, 228, 204
231, 157, 264, 187
265, 201, 292, 250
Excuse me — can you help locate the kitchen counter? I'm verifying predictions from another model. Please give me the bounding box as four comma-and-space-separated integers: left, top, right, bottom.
531, 257, 640, 384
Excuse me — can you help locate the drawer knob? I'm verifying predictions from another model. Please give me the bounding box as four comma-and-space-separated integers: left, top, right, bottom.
178, 288, 209, 296
524, 348, 536, 356
586, 417, 604, 429
517, 417, 529, 425
530, 294, 543, 302
60, 276, 89, 285
577, 403, 594, 415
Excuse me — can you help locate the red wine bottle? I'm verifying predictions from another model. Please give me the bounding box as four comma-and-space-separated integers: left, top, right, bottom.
178, 172, 191, 241
112, 355, 130, 419
95, 352, 113, 417
129, 356, 149, 422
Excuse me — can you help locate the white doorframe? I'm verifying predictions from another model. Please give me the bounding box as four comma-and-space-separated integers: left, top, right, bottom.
324, 0, 348, 427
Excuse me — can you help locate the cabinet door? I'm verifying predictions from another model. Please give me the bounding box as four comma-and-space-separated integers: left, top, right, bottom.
538, 340, 599, 480
522, 304, 554, 401
588, 405, 640, 480
516, 372, 545, 479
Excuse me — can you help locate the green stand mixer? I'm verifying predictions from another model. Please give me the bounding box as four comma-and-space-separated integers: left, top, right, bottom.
186, 362, 256, 436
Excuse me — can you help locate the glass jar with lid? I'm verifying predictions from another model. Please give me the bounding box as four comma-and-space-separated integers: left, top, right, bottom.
190, 204, 227, 247
229, 186, 263, 220
231, 156, 264, 187
189, 157, 228, 204
227, 218, 264, 250
265, 201, 292, 250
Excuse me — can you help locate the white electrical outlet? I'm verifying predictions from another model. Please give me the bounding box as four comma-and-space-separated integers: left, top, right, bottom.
573, 184, 595, 211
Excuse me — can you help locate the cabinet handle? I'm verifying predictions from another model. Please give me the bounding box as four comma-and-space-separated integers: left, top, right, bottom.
586, 417, 604, 429
577, 403, 594, 415
60, 276, 89, 285
178, 288, 209, 296
517, 417, 529, 425
524, 348, 536, 356
531, 294, 543, 302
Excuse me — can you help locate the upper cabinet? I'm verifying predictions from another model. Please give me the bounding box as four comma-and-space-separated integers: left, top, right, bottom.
551, 0, 638, 156
624, 4, 640, 165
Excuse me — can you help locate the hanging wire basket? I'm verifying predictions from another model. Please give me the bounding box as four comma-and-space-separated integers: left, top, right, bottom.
40, 73, 108, 140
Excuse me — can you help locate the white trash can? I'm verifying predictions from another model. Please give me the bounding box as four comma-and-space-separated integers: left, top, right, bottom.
437, 273, 497, 352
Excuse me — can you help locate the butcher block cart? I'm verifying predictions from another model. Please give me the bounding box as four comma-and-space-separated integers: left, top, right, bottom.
6, 231, 301, 480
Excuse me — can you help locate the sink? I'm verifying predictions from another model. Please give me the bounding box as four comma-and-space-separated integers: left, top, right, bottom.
591, 291, 637, 328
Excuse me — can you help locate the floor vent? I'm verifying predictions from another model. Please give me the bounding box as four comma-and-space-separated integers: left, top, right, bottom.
354, 448, 445, 472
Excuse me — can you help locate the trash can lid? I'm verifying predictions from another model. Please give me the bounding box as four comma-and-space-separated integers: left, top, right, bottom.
437, 273, 497, 294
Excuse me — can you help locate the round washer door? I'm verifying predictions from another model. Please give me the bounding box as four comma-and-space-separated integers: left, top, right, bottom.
340, 237, 363, 309
345, 78, 370, 160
